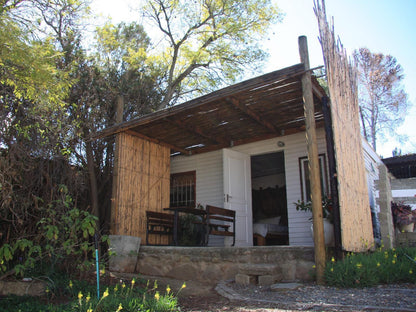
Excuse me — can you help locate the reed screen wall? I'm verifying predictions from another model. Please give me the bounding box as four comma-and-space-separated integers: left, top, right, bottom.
111, 132, 170, 244
316, 1, 374, 251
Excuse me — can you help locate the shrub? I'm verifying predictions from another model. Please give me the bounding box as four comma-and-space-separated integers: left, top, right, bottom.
0, 185, 103, 279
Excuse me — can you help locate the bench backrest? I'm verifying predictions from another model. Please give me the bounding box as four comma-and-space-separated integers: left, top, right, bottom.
146, 211, 174, 224
206, 205, 235, 221
145, 211, 174, 245
205, 205, 235, 246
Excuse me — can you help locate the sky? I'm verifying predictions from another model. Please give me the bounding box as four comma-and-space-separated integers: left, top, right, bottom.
90, 0, 416, 158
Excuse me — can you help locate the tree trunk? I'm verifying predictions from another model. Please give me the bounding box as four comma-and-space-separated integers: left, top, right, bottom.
85, 135, 100, 230
359, 106, 367, 140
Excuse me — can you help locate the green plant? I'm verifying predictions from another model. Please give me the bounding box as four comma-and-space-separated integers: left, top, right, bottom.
178, 214, 205, 246
294, 195, 333, 223
0, 185, 102, 279
1, 276, 183, 312
71, 278, 182, 312
324, 247, 416, 287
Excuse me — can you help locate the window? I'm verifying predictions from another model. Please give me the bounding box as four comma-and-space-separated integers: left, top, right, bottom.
299, 155, 328, 202
170, 171, 196, 207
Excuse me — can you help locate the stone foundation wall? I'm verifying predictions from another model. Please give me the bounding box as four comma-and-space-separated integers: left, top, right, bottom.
376, 164, 395, 248
135, 246, 315, 285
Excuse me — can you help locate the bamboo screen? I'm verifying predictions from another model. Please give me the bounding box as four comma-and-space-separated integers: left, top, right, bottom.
315, 0, 374, 251
111, 132, 170, 244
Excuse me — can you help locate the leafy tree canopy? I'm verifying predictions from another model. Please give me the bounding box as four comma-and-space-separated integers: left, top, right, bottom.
0, 15, 70, 108
141, 0, 282, 108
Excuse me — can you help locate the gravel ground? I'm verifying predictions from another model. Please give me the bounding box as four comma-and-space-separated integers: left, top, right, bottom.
116, 273, 416, 311
179, 281, 416, 312
210, 281, 416, 312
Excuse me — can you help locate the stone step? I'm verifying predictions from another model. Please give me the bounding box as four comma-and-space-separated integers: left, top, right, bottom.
238, 263, 278, 275
236, 263, 279, 286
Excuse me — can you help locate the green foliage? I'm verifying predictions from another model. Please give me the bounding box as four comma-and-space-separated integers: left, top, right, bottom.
141, 0, 282, 107
0, 15, 71, 108
325, 247, 416, 288
0, 185, 99, 278
1, 277, 183, 312
178, 214, 205, 246
0, 295, 63, 312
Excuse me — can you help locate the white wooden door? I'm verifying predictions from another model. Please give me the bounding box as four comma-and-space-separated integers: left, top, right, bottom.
223, 149, 253, 246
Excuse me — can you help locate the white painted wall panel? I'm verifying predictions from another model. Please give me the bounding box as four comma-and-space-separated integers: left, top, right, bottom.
171, 128, 329, 246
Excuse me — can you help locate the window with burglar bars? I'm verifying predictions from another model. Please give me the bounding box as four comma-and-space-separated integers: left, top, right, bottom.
170, 171, 196, 207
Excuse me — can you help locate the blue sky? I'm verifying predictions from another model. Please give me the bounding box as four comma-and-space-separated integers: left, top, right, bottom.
91, 0, 416, 158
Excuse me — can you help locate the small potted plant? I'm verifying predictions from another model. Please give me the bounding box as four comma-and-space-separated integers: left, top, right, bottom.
294, 195, 334, 246
294, 195, 333, 223
391, 202, 416, 232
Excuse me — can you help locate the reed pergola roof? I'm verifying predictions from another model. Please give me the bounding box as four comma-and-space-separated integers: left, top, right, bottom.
96, 63, 326, 156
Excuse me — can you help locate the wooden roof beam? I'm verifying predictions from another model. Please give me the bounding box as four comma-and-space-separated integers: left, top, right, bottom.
227, 97, 280, 134
165, 118, 229, 145
125, 130, 190, 155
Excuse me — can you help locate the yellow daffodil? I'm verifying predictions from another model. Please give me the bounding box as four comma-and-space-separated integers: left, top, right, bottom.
392, 260, 396, 264
181, 282, 186, 289
331, 257, 335, 263
155, 291, 160, 301
122, 283, 126, 289
69, 280, 73, 289
312, 264, 316, 269
356, 263, 363, 269
78, 292, 83, 300
87, 309, 93, 312
330, 268, 334, 272
131, 278, 136, 286
166, 285, 171, 294
114, 284, 119, 292
86, 293, 91, 303
103, 288, 109, 299
410, 270, 413, 274
116, 303, 123, 311
377, 262, 381, 267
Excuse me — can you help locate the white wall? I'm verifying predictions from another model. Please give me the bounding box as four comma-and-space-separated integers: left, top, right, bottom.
171, 128, 329, 246
362, 139, 383, 213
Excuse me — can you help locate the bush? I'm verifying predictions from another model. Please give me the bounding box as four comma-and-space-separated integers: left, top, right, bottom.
0, 185, 104, 279
325, 247, 416, 287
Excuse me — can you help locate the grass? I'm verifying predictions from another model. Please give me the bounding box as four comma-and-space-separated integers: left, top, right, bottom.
324, 246, 416, 287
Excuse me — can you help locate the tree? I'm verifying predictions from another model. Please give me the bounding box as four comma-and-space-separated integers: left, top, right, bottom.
353, 48, 410, 151
142, 0, 282, 108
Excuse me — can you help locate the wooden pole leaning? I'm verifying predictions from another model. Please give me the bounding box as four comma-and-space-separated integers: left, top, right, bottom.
298, 36, 326, 285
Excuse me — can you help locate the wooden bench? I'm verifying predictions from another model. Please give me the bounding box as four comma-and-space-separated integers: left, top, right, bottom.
146, 211, 174, 245
205, 205, 236, 246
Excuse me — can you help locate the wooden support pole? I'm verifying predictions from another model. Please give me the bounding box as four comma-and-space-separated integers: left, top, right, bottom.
298, 36, 326, 284
322, 96, 343, 259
